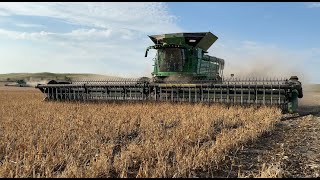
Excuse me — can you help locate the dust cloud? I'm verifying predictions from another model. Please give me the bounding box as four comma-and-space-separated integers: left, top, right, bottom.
222, 51, 310, 84
220, 50, 316, 107
25, 79, 49, 87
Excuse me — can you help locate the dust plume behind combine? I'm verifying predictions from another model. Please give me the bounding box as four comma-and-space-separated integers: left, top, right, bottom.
25, 79, 49, 87
222, 50, 317, 107
223, 53, 309, 83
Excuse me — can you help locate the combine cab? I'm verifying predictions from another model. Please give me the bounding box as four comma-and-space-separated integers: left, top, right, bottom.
36, 32, 303, 113
146, 32, 224, 82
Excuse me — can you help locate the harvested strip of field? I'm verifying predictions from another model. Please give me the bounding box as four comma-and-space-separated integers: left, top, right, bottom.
0, 90, 281, 178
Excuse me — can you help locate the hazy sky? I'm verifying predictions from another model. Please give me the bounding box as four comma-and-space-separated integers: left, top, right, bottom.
0, 2, 319, 83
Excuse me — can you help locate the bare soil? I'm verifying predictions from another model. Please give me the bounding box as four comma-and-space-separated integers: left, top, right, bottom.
220, 91, 320, 178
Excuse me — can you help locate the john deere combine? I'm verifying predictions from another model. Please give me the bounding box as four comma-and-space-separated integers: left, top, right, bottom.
36, 32, 303, 113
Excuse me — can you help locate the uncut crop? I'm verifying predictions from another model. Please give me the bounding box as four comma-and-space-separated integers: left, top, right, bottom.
0, 89, 282, 178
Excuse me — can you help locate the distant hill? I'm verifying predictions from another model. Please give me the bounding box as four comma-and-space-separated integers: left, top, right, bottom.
0, 73, 121, 82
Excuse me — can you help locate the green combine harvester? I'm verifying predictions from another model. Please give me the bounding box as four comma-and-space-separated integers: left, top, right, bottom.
5, 79, 29, 87
36, 32, 303, 113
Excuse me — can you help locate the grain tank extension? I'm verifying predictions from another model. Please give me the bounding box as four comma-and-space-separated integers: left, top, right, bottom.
36, 32, 303, 113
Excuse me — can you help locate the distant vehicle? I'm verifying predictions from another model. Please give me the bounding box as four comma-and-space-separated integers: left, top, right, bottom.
5, 79, 30, 87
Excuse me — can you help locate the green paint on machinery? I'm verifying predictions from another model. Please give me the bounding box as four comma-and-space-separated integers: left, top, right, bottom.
35, 32, 303, 113
145, 32, 224, 82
